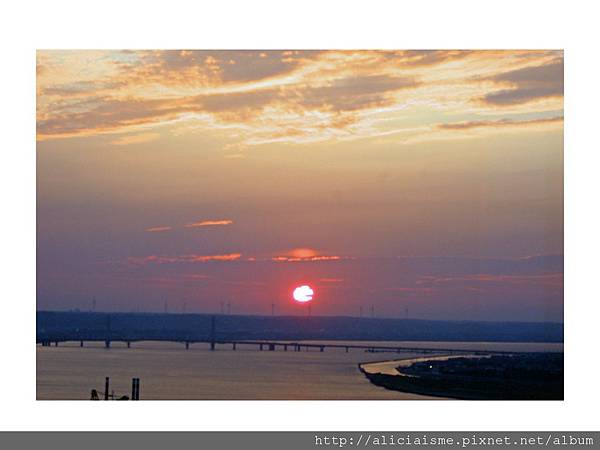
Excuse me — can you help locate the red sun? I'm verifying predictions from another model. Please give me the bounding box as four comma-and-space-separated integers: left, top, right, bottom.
293, 285, 314, 303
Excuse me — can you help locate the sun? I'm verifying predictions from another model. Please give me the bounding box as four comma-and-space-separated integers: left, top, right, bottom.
293, 285, 314, 303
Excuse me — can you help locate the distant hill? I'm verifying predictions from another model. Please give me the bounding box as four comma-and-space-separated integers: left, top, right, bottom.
36, 311, 563, 343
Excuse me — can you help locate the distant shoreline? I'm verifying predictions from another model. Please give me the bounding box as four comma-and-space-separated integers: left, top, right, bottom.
358, 353, 564, 400
36, 311, 565, 344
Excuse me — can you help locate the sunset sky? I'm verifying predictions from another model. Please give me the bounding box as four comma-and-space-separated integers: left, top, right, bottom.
36, 50, 563, 321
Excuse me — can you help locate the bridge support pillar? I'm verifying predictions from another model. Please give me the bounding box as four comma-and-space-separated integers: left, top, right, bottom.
80, 340, 84, 347
127, 341, 131, 348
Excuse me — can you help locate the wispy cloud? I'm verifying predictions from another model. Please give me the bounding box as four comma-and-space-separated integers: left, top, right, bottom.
114, 50, 320, 87
37, 50, 563, 145
184, 219, 233, 228
417, 272, 563, 288
437, 116, 563, 131
145, 226, 172, 233
269, 247, 347, 262
271, 255, 342, 262
128, 253, 242, 265
110, 132, 160, 146
479, 58, 564, 106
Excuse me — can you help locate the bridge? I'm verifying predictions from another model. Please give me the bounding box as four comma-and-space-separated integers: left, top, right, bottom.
37, 337, 522, 354
36, 315, 525, 355
37, 336, 518, 355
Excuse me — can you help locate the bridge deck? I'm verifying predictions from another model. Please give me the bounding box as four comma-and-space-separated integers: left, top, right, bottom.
37, 336, 521, 355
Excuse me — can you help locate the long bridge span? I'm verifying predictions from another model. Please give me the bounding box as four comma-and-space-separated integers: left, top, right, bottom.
37, 335, 518, 355
37, 315, 541, 355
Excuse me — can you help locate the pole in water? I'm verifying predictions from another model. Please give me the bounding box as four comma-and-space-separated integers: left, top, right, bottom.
105, 314, 111, 346
210, 315, 216, 351
104, 377, 110, 400
131, 378, 140, 400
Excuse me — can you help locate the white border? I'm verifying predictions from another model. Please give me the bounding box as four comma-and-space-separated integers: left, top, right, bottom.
2, 0, 598, 432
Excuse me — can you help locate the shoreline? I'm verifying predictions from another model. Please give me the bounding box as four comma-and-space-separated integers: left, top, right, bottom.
359, 354, 483, 376
358, 353, 563, 400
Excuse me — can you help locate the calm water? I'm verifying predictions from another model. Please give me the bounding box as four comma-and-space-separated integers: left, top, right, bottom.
36, 340, 562, 400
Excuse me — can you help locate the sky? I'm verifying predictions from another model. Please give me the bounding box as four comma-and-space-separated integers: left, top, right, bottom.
36, 50, 563, 321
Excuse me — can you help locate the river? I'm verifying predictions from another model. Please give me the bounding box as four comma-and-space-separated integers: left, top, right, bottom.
36, 340, 562, 400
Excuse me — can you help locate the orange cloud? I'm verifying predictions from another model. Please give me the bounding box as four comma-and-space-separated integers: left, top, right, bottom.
186, 253, 241, 262
271, 255, 342, 262
288, 248, 318, 258
184, 219, 233, 228
115, 50, 319, 87
110, 132, 160, 146
269, 247, 346, 262
128, 253, 241, 265
36, 50, 563, 145
145, 226, 172, 232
